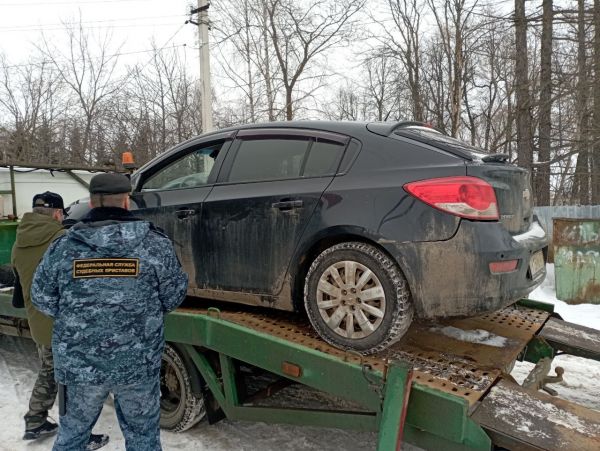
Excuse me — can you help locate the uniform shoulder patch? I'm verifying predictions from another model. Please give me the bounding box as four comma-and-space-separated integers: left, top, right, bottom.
73, 258, 139, 278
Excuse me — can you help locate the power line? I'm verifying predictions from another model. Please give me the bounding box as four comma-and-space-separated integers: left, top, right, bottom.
134, 22, 188, 74
0, 21, 185, 33
0, 0, 149, 6
0, 14, 186, 31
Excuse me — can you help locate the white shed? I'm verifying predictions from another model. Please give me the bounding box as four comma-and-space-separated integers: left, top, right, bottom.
0, 167, 96, 218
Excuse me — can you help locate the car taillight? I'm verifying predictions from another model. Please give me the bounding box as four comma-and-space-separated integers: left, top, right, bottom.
404, 176, 499, 220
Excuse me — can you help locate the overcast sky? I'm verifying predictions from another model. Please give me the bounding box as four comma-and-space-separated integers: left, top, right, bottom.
0, 0, 527, 117
0, 0, 198, 72
0, 0, 366, 112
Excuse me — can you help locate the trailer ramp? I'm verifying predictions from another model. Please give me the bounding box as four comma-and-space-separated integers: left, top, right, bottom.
471, 378, 600, 451
539, 318, 600, 361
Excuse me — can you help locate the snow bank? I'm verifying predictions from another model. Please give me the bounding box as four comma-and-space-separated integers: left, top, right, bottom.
512, 354, 600, 412
510, 263, 600, 413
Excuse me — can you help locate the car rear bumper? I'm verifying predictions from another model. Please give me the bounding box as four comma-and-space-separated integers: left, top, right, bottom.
389, 220, 549, 319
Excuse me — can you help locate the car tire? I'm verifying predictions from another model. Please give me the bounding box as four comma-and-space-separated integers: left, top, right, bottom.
304, 242, 414, 354
160, 344, 206, 432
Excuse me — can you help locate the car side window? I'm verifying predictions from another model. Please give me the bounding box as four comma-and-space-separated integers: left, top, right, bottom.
228, 138, 310, 183
302, 140, 345, 177
141, 143, 223, 191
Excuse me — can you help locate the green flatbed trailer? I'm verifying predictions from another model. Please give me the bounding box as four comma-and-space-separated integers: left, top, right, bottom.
1, 293, 599, 451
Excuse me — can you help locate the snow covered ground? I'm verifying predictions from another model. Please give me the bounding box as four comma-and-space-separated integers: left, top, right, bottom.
0, 333, 382, 451
0, 264, 598, 450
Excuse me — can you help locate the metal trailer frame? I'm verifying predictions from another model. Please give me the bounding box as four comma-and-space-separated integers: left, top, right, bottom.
165, 311, 491, 451
1, 295, 599, 451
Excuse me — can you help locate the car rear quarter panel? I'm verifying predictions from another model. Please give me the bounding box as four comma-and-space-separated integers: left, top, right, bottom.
313, 134, 466, 243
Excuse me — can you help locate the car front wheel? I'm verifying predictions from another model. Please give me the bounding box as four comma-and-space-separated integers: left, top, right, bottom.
304, 242, 414, 354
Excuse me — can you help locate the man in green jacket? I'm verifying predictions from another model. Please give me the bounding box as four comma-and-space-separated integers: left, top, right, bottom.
12, 192, 66, 439
11, 192, 109, 449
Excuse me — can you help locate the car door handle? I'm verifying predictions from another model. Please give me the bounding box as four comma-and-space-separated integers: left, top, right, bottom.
272, 200, 304, 210
175, 209, 196, 219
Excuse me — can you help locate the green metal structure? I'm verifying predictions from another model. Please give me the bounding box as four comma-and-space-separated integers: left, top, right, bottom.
0, 220, 18, 265
165, 311, 491, 451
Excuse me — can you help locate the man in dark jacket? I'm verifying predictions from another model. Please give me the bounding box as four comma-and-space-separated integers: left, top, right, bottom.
12, 192, 109, 449
32, 173, 188, 451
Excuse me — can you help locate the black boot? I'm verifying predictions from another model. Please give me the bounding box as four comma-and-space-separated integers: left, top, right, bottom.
86, 433, 110, 450
23, 419, 58, 440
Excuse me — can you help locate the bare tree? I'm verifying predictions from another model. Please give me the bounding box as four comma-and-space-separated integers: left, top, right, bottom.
427, 0, 479, 136
537, 0, 554, 205
265, 0, 364, 120
422, 36, 449, 130
594, 0, 600, 202
363, 50, 399, 121
117, 45, 201, 164
514, 0, 534, 172
572, 0, 592, 204
41, 23, 122, 163
378, 0, 426, 121
323, 84, 367, 120
0, 55, 64, 163
468, 20, 515, 153
257, 0, 279, 120
216, 0, 265, 122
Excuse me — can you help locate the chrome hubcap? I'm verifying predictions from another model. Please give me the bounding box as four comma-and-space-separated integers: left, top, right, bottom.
316, 260, 386, 339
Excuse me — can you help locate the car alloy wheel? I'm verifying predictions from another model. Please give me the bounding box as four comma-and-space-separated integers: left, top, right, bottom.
305, 242, 414, 354
316, 260, 386, 339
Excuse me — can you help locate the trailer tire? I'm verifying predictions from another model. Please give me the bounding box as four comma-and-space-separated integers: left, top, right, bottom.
160, 344, 206, 432
304, 241, 413, 354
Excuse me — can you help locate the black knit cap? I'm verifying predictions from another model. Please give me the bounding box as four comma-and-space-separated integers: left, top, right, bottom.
89, 173, 131, 194
32, 191, 66, 214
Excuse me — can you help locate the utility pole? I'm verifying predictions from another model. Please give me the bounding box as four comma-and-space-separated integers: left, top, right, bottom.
192, 0, 213, 132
